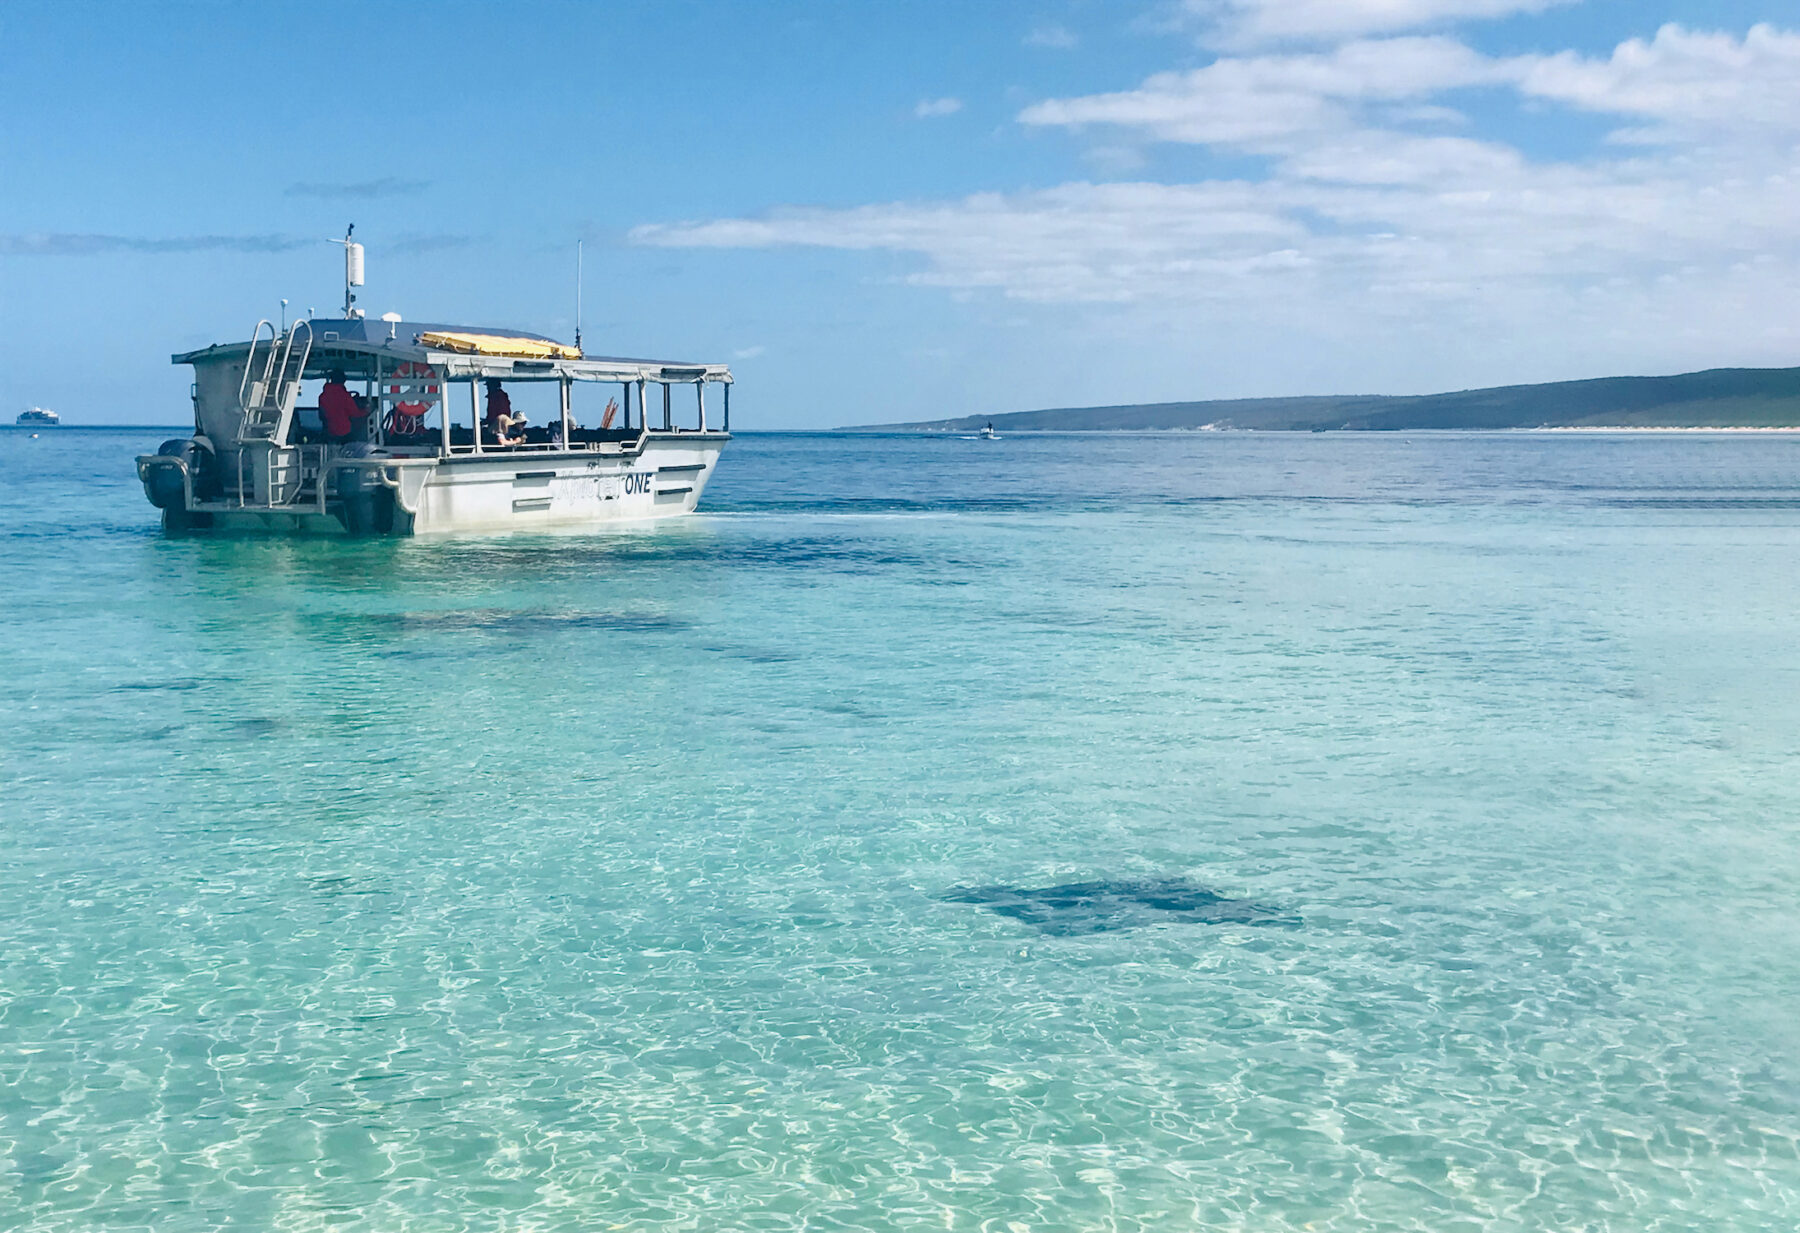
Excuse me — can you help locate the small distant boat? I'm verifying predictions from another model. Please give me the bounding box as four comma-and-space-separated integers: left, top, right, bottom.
16, 407, 59, 426
979, 423, 999, 440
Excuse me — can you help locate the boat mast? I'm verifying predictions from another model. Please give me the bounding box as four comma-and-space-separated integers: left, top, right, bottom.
329, 224, 364, 319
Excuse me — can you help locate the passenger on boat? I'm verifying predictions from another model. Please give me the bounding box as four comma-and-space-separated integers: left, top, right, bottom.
485, 380, 523, 447
320, 370, 367, 443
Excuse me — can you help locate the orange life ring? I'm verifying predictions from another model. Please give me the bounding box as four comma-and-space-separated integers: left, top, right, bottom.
385, 361, 439, 436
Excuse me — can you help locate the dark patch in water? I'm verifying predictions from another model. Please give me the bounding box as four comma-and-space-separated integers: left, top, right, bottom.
462, 534, 990, 576
944, 877, 1295, 936
1602, 497, 1800, 510
698, 643, 800, 665
230, 718, 284, 738
716, 536, 985, 575
815, 698, 882, 720
300, 873, 388, 897
112, 679, 203, 692
355, 608, 686, 636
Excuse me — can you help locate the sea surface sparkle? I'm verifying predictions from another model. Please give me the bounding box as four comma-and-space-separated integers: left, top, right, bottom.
3, 428, 1799, 1231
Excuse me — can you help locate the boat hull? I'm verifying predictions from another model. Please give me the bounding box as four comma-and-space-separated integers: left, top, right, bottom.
408, 435, 726, 534
140, 433, 729, 536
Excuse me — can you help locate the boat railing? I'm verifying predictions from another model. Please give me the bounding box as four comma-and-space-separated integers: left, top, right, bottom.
237, 320, 314, 442
234, 442, 331, 511
423, 372, 727, 457
438, 426, 653, 457
238, 319, 278, 413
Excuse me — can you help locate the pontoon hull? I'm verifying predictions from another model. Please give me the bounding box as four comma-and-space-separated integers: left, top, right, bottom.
408, 436, 726, 534
139, 433, 728, 536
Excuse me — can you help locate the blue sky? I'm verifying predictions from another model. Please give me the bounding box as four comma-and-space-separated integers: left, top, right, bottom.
2, 0, 1797, 426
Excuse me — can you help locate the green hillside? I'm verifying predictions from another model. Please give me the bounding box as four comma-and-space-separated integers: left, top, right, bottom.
854, 367, 1800, 432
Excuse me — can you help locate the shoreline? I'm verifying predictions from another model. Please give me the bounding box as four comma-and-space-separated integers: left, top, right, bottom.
14, 423, 1800, 435
839, 424, 1800, 434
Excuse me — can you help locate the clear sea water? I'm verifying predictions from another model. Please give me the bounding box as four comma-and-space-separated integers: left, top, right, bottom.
4, 426, 1800, 1232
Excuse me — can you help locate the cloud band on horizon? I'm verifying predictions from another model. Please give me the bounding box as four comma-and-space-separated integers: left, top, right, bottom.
0, 233, 315, 256
630, 21, 1800, 375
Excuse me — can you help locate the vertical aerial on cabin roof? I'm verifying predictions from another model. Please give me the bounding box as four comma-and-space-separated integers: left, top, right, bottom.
329, 224, 364, 319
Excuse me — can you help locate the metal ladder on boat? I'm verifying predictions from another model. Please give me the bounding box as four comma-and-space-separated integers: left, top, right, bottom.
237, 319, 313, 443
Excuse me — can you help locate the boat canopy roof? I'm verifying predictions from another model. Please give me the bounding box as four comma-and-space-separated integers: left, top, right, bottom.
172, 317, 731, 383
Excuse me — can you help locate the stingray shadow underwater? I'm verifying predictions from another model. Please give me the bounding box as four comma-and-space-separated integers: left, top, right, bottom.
943, 876, 1298, 937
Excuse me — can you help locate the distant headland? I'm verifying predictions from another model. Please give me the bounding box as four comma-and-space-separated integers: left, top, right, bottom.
851, 366, 1800, 432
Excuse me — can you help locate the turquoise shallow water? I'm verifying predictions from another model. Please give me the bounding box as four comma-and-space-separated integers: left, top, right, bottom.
4, 427, 1800, 1231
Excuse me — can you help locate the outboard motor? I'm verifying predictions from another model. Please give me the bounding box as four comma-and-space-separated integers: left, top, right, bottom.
145, 437, 217, 509
334, 447, 394, 536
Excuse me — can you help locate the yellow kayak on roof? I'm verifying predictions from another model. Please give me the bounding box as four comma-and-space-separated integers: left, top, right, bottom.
416, 330, 583, 360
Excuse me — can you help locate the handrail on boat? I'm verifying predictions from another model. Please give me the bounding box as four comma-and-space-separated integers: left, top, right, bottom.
438, 430, 653, 457
238, 319, 278, 411
237, 320, 313, 443
268, 321, 314, 442
281, 320, 314, 396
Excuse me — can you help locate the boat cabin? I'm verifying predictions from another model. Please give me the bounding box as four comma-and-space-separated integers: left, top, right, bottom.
176, 315, 731, 457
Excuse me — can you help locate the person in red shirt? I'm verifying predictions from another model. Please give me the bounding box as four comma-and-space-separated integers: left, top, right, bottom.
319, 370, 366, 442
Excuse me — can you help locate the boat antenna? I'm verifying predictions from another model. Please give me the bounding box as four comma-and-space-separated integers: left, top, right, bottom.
328, 223, 364, 319
575, 239, 584, 354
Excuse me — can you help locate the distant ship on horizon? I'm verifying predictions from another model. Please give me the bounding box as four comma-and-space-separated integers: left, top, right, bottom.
17, 407, 59, 426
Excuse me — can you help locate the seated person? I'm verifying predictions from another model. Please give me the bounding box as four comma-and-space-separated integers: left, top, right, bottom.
484, 379, 524, 447
548, 409, 587, 446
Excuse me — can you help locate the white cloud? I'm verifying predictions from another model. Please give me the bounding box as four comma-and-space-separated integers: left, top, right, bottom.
635, 181, 1304, 304
915, 97, 964, 118
1026, 24, 1079, 49
1082, 145, 1149, 174
1019, 38, 1501, 147
733, 345, 766, 359
632, 25, 1800, 383
1276, 130, 1522, 185
1184, 0, 1574, 45
1514, 23, 1800, 143
1019, 26, 1800, 158
636, 151, 1798, 306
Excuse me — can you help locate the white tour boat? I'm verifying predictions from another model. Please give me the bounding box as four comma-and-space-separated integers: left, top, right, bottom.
137, 241, 731, 536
